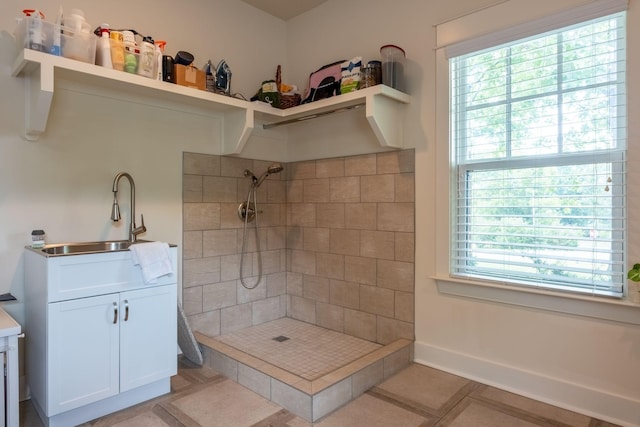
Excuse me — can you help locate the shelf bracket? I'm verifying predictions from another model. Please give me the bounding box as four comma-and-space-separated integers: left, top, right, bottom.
366, 92, 405, 149
13, 56, 54, 142
221, 107, 254, 155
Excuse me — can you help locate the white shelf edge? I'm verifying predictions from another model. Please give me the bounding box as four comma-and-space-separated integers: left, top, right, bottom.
11, 49, 411, 152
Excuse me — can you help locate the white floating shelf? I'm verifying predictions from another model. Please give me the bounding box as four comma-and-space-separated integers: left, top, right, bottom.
12, 49, 410, 154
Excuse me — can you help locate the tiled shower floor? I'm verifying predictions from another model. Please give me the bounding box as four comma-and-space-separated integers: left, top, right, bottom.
214, 317, 383, 380
195, 317, 413, 422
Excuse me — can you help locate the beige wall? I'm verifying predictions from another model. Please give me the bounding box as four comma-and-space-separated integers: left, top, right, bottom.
181, 150, 415, 346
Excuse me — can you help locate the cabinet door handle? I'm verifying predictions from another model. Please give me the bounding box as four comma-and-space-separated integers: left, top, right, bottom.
124, 300, 129, 322
112, 302, 118, 324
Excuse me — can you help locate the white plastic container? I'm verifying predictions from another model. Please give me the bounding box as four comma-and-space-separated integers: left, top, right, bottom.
95, 24, 113, 68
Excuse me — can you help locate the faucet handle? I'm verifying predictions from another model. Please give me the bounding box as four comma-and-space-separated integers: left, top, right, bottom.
132, 214, 147, 240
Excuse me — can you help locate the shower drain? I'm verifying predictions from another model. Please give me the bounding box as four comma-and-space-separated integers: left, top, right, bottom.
272, 335, 290, 342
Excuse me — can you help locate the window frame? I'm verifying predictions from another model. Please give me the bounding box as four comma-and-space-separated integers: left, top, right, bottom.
432, 0, 638, 323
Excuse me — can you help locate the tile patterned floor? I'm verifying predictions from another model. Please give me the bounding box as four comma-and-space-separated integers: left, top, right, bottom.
214, 318, 382, 381
21, 360, 621, 426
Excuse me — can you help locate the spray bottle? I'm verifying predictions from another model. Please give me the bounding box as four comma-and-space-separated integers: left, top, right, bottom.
95, 24, 113, 68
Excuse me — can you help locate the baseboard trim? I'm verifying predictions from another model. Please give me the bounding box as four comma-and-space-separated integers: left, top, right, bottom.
414, 341, 639, 427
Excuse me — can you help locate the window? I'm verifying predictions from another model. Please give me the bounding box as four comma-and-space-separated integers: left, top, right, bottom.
450, 12, 626, 297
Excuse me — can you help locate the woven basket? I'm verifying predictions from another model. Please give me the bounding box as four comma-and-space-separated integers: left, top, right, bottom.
279, 93, 301, 109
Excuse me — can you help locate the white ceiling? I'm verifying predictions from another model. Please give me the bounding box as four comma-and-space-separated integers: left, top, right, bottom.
239, 0, 328, 20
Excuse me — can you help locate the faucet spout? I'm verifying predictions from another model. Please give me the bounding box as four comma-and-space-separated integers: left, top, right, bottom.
111, 172, 146, 242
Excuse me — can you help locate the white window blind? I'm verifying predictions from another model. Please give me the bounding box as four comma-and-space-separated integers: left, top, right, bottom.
450, 12, 626, 297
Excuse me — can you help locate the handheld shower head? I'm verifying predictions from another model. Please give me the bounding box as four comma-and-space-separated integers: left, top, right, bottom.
255, 163, 284, 187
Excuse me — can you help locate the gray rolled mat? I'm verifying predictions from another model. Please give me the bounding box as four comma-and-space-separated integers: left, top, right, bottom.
177, 304, 203, 366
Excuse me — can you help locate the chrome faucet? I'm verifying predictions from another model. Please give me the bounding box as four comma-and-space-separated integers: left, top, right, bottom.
110, 172, 146, 242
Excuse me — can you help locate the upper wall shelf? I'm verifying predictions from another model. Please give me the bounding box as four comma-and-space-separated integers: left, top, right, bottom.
11, 49, 410, 154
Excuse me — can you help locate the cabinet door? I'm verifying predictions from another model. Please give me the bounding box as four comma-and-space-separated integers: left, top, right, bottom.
48, 294, 120, 415
119, 284, 177, 392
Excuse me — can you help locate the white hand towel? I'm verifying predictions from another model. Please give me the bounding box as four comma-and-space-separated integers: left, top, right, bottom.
129, 242, 173, 284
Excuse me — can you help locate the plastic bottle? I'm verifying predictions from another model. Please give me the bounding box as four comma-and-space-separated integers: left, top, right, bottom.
50, 6, 63, 56
137, 36, 156, 78
95, 24, 113, 69
122, 30, 139, 74
22, 9, 46, 52
154, 40, 166, 80
110, 31, 125, 71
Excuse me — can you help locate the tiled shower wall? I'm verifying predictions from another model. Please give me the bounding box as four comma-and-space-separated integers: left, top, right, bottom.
182, 150, 415, 345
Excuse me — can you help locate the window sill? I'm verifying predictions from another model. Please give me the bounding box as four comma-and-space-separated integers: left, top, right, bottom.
433, 276, 640, 325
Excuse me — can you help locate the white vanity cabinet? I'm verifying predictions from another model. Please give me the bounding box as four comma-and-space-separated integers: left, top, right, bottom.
24, 246, 178, 427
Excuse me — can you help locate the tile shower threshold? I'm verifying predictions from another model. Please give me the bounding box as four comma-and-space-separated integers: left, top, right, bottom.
194, 330, 413, 422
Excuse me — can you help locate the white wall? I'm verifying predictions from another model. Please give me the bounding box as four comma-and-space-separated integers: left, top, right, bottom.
0, 0, 287, 326
285, 0, 640, 426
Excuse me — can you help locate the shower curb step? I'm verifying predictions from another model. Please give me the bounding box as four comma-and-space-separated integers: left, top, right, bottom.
194, 330, 413, 422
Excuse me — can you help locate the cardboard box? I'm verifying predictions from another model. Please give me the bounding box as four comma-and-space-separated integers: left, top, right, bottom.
175, 64, 206, 90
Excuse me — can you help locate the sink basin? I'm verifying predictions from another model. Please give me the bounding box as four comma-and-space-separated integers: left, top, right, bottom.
38, 240, 142, 256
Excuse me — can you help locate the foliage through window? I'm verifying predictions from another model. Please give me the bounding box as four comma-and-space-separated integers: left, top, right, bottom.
450, 12, 626, 297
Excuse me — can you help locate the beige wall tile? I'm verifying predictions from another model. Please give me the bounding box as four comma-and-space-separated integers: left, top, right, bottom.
377, 260, 414, 292
184, 203, 221, 231
304, 227, 331, 252
344, 256, 377, 286
221, 303, 253, 334
252, 296, 283, 325
220, 203, 242, 229
286, 179, 304, 203
203, 229, 238, 256
288, 295, 316, 324
183, 230, 203, 259
360, 230, 395, 260
377, 203, 414, 232
256, 249, 283, 275
267, 226, 287, 250
220, 254, 242, 281
184, 152, 220, 176
330, 229, 360, 256
286, 272, 304, 296
345, 153, 377, 176
377, 150, 414, 174
203, 176, 238, 203
187, 310, 220, 337
288, 160, 316, 180
183, 174, 203, 203
330, 177, 360, 202
183, 285, 203, 315
360, 285, 395, 318
395, 232, 414, 262
345, 203, 377, 230
237, 279, 267, 303
316, 302, 344, 332
221, 156, 253, 178
267, 180, 286, 203
203, 280, 237, 311
183, 257, 221, 287
395, 291, 414, 322
304, 178, 330, 203
286, 226, 304, 250
395, 172, 415, 202
317, 203, 345, 229
377, 317, 414, 345
316, 158, 345, 178
344, 309, 377, 342
316, 253, 344, 280
303, 275, 330, 303
266, 271, 287, 297
330, 279, 360, 310
288, 203, 316, 227
361, 175, 395, 202
290, 250, 316, 275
